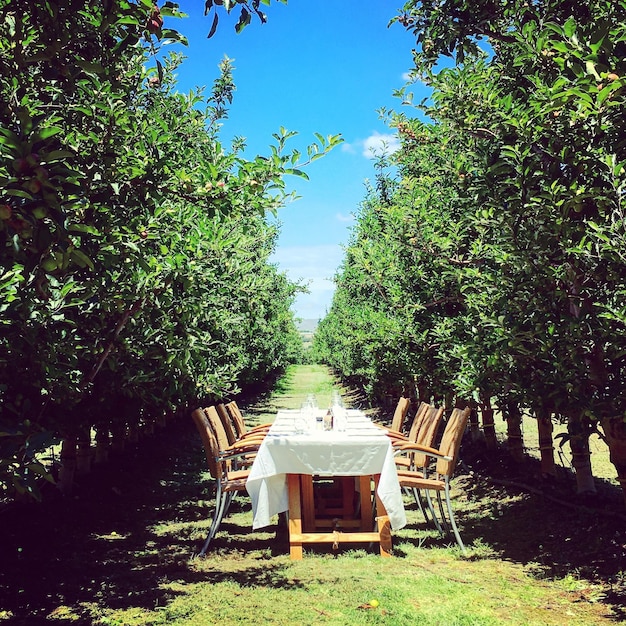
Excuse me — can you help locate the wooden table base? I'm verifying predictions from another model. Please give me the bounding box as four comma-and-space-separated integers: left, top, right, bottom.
287, 473, 391, 559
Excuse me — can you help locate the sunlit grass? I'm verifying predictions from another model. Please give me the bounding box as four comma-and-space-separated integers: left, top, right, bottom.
90, 506, 614, 626
8, 365, 620, 626
243, 364, 345, 424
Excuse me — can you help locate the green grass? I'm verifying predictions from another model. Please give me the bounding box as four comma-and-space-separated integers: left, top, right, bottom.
83, 511, 618, 626
244, 364, 344, 424
1, 365, 623, 625
91, 547, 611, 626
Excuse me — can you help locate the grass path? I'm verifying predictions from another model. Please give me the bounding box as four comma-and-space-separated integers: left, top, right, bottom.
244, 363, 340, 420
0, 365, 623, 625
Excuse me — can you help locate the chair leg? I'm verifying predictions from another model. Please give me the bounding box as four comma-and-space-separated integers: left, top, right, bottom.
413, 488, 430, 524
199, 484, 225, 556
212, 490, 237, 539
404, 485, 429, 523
435, 491, 452, 533
444, 481, 465, 553
222, 491, 235, 521
424, 488, 445, 534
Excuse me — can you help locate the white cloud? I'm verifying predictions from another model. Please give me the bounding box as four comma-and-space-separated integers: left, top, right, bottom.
335, 212, 354, 223
362, 132, 400, 159
402, 70, 420, 82
271, 244, 344, 319
341, 132, 401, 160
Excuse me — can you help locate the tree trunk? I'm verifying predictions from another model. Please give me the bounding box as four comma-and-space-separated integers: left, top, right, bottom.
535, 406, 556, 478
94, 427, 109, 464
58, 438, 77, 495
110, 424, 126, 453
468, 404, 483, 443
503, 399, 525, 462
600, 416, 626, 507
567, 411, 596, 494
76, 431, 92, 475
127, 424, 139, 443
479, 394, 498, 450
416, 382, 430, 404
444, 390, 455, 412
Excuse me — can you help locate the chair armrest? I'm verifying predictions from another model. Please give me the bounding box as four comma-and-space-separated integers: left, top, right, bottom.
236, 432, 267, 444
376, 424, 406, 436
384, 427, 406, 437
246, 423, 272, 433
221, 441, 261, 458
388, 433, 409, 446
393, 443, 452, 462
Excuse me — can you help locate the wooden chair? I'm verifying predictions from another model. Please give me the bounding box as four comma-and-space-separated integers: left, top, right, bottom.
393, 404, 445, 470
390, 396, 411, 433
385, 401, 429, 442
386, 403, 444, 527
203, 405, 232, 451
394, 406, 471, 551
216, 403, 238, 445
191, 408, 261, 555
225, 401, 272, 441
207, 405, 262, 469
225, 401, 246, 439
376, 396, 415, 438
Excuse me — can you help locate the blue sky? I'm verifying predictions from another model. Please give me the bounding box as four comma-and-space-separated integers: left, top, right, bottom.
170, 0, 427, 319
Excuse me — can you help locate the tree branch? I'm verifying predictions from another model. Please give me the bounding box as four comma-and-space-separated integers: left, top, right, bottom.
84, 297, 145, 387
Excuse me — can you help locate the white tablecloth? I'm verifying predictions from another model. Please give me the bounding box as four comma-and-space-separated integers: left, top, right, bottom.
246, 409, 406, 530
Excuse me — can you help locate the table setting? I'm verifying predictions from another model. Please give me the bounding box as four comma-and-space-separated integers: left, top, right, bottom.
245, 394, 406, 558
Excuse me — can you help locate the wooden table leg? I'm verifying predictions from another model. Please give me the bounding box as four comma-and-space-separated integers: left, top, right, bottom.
287, 474, 303, 560
373, 474, 391, 557
287, 473, 392, 558
358, 475, 373, 531
301, 474, 315, 532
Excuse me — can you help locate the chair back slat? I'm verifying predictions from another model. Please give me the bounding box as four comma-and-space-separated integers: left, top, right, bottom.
191, 409, 220, 479
436, 407, 471, 476
216, 403, 237, 445
226, 401, 246, 438
406, 402, 431, 441
412, 405, 445, 469
204, 406, 231, 452
390, 397, 411, 433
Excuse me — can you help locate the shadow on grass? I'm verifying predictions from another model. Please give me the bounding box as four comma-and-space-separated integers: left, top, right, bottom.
1, 395, 625, 624
0, 418, 298, 624
392, 438, 626, 621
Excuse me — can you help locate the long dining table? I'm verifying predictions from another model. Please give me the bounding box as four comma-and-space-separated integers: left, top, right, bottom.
245, 408, 406, 559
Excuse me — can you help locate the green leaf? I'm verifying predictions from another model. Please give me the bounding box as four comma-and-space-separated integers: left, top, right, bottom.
75, 60, 105, 74
585, 60, 601, 80
160, 29, 188, 45
207, 12, 219, 38
5, 189, 33, 199
285, 169, 309, 180
36, 126, 64, 140
71, 249, 94, 270
68, 224, 100, 235
563, 17, 577, 38
115, 16, 141, 26
235, 7, 251, 34
41, 150, 74, 163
